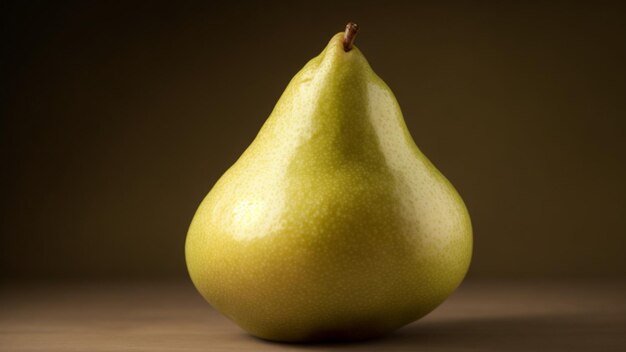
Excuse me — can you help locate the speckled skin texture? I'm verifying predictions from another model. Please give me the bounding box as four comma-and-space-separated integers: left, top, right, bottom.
186, 33, 472, 342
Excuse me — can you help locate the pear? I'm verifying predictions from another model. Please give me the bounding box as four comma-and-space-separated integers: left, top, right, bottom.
186, 23, 472, 342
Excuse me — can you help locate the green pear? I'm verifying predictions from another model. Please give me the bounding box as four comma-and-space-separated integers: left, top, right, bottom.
186, 23, 472, 342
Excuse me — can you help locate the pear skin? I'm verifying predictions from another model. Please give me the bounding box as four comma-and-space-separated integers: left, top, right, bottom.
186, 24, 472, 342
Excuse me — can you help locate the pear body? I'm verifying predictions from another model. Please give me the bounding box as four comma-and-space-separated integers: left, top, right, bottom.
186, 33, 472, 342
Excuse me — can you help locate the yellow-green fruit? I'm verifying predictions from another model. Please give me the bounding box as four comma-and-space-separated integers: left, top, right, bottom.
186, 27, 472, 342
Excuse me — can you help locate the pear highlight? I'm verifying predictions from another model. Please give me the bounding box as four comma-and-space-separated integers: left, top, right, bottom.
186, 23, 472, 342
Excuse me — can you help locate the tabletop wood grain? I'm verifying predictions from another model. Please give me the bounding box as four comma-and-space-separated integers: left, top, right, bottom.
1, 279, 624, 351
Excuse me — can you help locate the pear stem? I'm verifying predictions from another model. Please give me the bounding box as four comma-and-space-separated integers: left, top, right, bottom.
342, 22, 359, 52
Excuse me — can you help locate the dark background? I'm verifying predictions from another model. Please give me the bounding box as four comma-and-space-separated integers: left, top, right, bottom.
1, 1, 625, 281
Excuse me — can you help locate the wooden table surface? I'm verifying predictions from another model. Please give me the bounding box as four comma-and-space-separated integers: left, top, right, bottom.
1, 279, 624, 351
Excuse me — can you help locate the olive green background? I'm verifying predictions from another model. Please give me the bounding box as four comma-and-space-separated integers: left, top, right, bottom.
1, 1, 625, 281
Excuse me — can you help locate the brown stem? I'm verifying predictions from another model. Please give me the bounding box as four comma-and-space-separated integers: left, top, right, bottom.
342, 22, 359, 52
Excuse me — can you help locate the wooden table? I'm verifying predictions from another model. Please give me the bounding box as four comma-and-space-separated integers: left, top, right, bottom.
1, 279, 624, 351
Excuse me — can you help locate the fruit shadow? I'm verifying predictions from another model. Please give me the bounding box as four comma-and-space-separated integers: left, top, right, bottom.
254, 312, 610, 351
